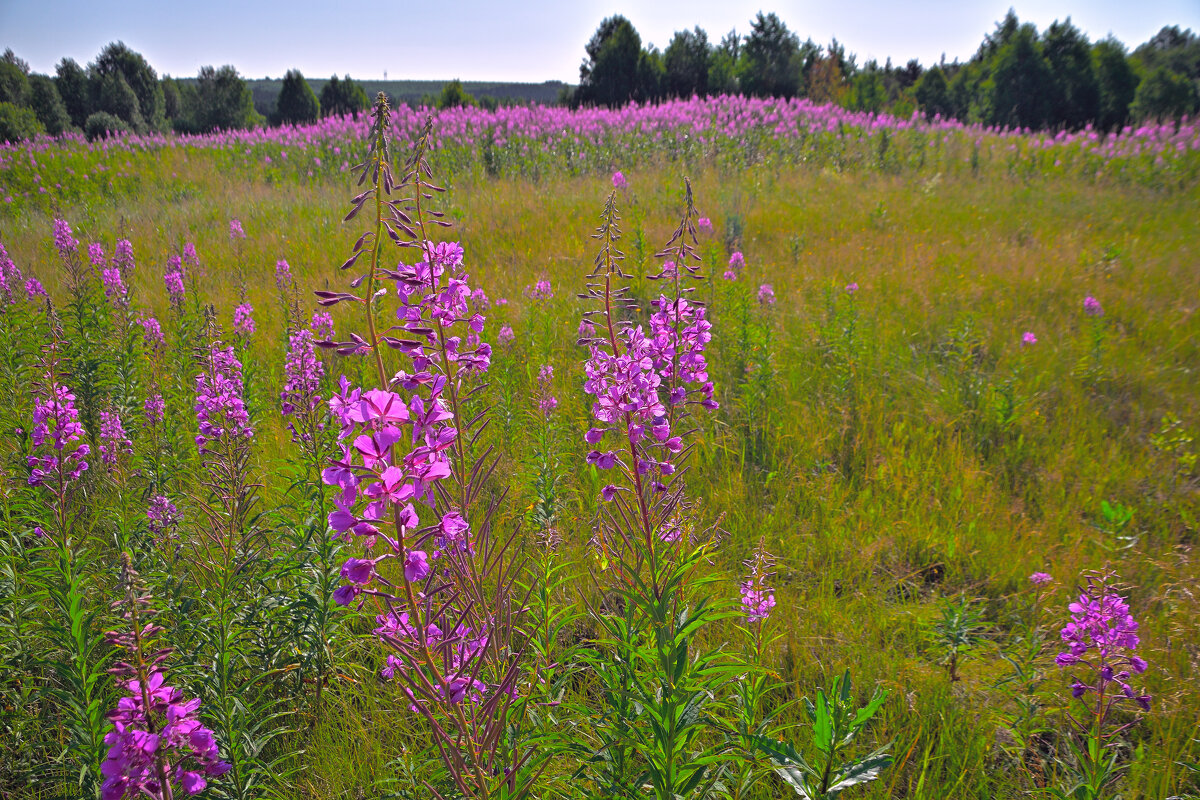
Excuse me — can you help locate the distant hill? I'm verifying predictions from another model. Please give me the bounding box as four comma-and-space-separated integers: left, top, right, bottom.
234, 78, 572, 117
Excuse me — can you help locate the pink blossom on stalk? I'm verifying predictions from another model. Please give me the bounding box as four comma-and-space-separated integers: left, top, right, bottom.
53, 218, 78, 257
87, 242, 106, 270
143, 394, 165, 426
194, 342, 252, 453
1030, 572, 1053, 585
275, 259, 292, 289
280, 329, 325, 443
1056, 572, 1150, 712
725, 251, 745, 281
535, 364, 558, 418
845, 282, 859, 294
740, 543, 777, 623
233, 303, 255, 336
101, 267, 127, 302
309, 310, 335, 341
1083, 295, 1104, 317
498, 325, 514, 344
0, 241, 24, 305
757, 283, 776, 305
26, 278, 47, 300
113, 239, 135, 275
163, 270, 185, 308
228, 218, 246, 239
612, 170, 627, 189
28, 382, 90, 486
1022, 331, 1037, 345
146, 495, 180, 538
138, 316, 165, 352
697, 217, 713, 232
526, 279, 553, 300
98, 410, 133, 468
182, 242, 199, 269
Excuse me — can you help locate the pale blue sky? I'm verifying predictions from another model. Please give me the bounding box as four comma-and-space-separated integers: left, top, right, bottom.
2, 0, 1197, 83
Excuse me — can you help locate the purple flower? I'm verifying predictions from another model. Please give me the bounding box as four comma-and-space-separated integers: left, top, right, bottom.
147, 495, 180, 537
233, 303, 255, 336
114, 239, 135, 275
1029, 572, 1053, 586
28, 382, 89, 487
280, 329, 325, 443
275, 259, 292, 290
88, 242, 107, 270
498, 325, 514, 344
164, 270, 185, 308
741, 544, 777, 623
182, 242, 199, 269
612, 170, 627, 189
101, 267, 127, 302
138, 316, 165, 352
535, 364, 557, 418
1057, 571, 1150, 711
144, 394, 165, 426
52, 218, 78, 257
98, 410, 132, 468
309, 310, 335, 341
527, 279, 553, 300
757, 283, 776, 305
229, 218, 246, 239
1022, 331, 1037, 345
1083, 295, 1104, 317
25, 278, 46, 300
845, 282, 859, 295
194, 342, 252, 453
404, 550, 431, 582
697, 217, 713, 232
728, 251, 745, 275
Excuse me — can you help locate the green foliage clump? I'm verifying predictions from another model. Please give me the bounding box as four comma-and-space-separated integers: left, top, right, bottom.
274, 69, 319, 126
0, 101, 43, 142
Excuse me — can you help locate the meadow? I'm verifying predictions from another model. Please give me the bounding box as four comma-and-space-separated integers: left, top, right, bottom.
1, 95, 1198, 799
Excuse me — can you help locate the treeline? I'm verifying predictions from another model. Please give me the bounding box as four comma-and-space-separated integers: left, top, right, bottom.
0, 43, 375, 143
574, 11, 1200, 131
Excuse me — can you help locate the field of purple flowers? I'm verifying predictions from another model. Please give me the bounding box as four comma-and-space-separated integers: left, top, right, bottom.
1, 94, 1198, 799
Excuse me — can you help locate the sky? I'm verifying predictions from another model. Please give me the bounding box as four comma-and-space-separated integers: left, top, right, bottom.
3, 0, 1198, 84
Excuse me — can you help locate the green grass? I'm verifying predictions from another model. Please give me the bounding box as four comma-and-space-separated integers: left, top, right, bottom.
1, 130, 1198, 798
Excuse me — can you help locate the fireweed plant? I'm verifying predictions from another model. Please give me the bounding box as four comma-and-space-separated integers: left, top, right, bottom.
1053, 570, 1151, 800
572, 182, 740, 800
318, 94, 536, 799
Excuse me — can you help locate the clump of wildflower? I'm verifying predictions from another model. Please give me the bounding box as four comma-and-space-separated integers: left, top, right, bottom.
53, 218, 78, 257
280, 329, 325, 443
101, 266, 127, 302
28, 382, 90, 486
469, 286, 489, 310
1022, 331, 1037, 345
757, 283, 776, 305
229, 218, 245, 240
527, 279, 553, 300
1056, 572, 1150, 711
143, 394, 165, 426
1083, 296, 1104, 317
697, 217, 713, 232
26, 278, 47, 301
646, 291, 717, 411
88, 242, 107, 271
163, 265, 185, 309
98, 410, 133, 468
182, 242, 199, 270
274, 259, 292, 290
498, 324, 514, 345
741, 544, 777, 624
103, 557, 230, 799
309, 310, 335, 341
194, 342, 252, 453
1030, 572, 1053, 586
724, 251, 745, 281
535, 364, 558, 418
146, 495, 180, 538
113, 239, 135, 276
232, 303, 255, 336
845, 282, 859, 294
138, 316, 165, 352
0, 241, 23, 305
612, 170, 627, 189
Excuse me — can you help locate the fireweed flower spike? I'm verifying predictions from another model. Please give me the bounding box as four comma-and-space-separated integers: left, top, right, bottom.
102, 555, 229, 800
757, 283, 776, 305
317, 95, 532, 799
232, 303, 255, 336
1022, 331, 1038, 345
194, 341, 252, 453
1083, 296, 1104, 317
280, 329, 325, 445
1055, 570, 1150, 795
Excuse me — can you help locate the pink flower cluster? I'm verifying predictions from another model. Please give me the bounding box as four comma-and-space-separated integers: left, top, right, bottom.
146, 495, 180, 537
647, 291, 717, 411
28, 382, 90, 486
1056, 574, 1150, 711
233, 302, 255, 336
0, 241, 23, 305
740, 547, 777, 623
535, 364, 557, 418
274, 259, 292, 290
98, 410, 133, 468
280, 329, 325, 443
724, 251, 745, 281
193, 343, 252, 453
757, 283, 776, 305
